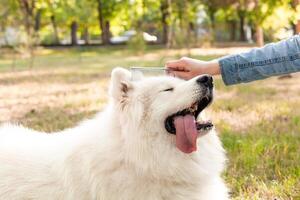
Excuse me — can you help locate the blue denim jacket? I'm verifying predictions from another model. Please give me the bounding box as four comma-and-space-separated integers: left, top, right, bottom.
219, 34, 300, 85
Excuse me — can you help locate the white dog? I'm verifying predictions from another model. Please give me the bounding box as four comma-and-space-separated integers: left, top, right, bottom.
0, 68, 228, 200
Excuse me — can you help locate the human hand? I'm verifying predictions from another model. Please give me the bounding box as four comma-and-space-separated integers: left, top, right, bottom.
165, 57, 220, 80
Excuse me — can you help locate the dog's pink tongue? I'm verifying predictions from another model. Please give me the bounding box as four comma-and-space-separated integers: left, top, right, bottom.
174, 115, 198, 153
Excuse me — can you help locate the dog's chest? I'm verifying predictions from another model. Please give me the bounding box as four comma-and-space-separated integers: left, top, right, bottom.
94, 173, 201, 200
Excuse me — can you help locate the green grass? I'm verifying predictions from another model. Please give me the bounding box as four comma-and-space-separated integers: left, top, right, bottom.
222, 115, 300, 199
0, 46, 299, 199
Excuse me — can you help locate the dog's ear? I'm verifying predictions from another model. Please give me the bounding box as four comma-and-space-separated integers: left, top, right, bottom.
109, 67, 133, 101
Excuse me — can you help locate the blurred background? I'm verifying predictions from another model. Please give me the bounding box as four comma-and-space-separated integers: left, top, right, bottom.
0, 0, 300, 50
0, 0, 300, 199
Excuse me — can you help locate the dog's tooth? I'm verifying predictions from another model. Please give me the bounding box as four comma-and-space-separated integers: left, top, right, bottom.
190, 103, 197, 112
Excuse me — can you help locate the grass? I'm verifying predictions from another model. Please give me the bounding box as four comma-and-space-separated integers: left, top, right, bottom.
0, 46, 299, 200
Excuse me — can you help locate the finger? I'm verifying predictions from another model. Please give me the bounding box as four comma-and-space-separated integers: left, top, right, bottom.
165, 66, 187, 73
165, 60, 186, 70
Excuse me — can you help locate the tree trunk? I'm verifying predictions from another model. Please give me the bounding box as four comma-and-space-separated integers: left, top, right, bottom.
18, 0, 37, 68
210, 12, 216, 31
83, 27, 89, 45
293, 0, 300, 34
255, 24, 264, 47
50, 15, 59, 44
206, 6, 216, 45
160, 0, 170, 44
34, 9, 41, 32
104, 21, 111, 43
19, 0, 34, 39
238, 11, 246, 41
229, 20, 237, 41
96, 0, 110, 45
189, 22, 196, 40
71, 21, 78, 46
296, 21, 300, 34
166, 0, 173, 48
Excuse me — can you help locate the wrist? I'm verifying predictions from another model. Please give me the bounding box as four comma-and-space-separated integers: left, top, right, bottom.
204, 60, 220, 75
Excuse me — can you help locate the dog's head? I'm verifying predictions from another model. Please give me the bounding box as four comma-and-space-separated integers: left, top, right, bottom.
109, 67, 213, 154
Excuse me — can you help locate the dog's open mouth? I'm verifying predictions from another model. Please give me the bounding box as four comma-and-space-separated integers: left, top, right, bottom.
165, 95, 213, 154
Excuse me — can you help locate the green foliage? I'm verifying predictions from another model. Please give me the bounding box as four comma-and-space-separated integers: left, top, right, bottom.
0, 0, 298, 46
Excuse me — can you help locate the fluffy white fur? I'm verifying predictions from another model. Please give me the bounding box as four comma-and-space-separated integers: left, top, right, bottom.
0, 68, 228, 200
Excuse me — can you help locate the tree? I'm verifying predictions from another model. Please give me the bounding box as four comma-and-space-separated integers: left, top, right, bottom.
44, 0, 62, 44
95, 0, 125, 45
17, 0, 44, 67
77, 0, 97, 45
202, 0, 248, 41
60, 0, 97, 45
160, 0, 170, 44
250, 0, 287, 46
225, 0, 290, 45
70, 21, 78, 45
0, 0, 20, 32
161, 0, 199, 48
293, 0, 300, 33
202, 0, 226, 35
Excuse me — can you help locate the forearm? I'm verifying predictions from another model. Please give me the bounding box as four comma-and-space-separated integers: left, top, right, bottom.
218, 35, 300, 85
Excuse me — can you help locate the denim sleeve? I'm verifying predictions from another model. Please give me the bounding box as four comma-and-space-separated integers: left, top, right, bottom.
218, 34, 300, 85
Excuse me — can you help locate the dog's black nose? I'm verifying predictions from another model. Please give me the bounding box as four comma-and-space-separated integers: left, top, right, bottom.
196, 75, 213, 88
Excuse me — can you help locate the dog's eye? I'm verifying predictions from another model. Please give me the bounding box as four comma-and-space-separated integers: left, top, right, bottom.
162, 88, 174, 92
